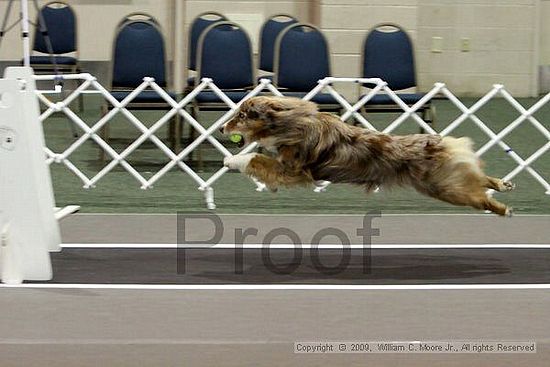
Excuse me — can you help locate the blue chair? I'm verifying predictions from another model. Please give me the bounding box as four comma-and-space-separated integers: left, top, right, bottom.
30, 1, 78, 71
194, 21, 254, 106
186, 12, 227, 88
30, 1, 83, 113
191, 21, 254, 168
188, 12, 227, 71
101, 14, 178, 160
273, 23, 340, 110
360, 23, 434, 125
259, 14, 298, 73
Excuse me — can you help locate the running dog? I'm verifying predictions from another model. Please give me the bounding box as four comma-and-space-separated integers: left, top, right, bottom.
223, 96, 514, 216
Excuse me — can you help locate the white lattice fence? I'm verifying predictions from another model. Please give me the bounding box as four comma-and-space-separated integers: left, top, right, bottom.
34, 74, 550, 209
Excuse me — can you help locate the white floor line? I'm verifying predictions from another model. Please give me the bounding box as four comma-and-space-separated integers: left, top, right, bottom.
0, 338, 286, 345
2, 283, 550, 290
71, 213, 550, 217
60, 243, 550, 249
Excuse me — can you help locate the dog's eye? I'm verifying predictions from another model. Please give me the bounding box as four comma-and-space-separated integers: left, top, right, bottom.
239, 112, 246, 119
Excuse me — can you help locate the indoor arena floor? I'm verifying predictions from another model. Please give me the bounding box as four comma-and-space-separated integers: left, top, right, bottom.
6, 86, 550, 367
1, 214, 549, 366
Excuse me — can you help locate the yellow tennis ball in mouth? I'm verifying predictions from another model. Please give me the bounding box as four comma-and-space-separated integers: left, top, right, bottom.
229, 134, 243, 144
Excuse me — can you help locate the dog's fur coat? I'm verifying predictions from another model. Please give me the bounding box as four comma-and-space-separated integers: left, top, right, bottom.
223, 96, 514, 216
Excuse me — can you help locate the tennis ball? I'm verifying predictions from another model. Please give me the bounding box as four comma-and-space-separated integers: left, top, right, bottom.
229, 134, 243, 144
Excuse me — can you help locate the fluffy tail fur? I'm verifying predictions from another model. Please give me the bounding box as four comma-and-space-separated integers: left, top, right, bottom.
423, 136, 514, 216
440, 136, 481, 170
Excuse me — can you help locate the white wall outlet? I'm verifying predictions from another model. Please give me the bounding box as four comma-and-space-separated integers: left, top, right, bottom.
431, 36, 443, 53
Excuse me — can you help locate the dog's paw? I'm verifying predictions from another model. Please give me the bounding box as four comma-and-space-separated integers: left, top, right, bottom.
505, 207, 513, 217
223, 153, 257, 172
267, 185, 278, 193
501, 181, 516, 192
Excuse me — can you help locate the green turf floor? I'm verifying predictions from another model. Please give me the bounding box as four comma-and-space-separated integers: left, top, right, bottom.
43, 94, 550, 214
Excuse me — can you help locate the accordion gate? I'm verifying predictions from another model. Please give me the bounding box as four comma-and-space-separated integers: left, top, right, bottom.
34, 74, 550, 209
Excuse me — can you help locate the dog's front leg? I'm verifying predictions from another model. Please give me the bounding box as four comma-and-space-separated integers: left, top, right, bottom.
224, 153, 310, 190
223, 153, 259, 172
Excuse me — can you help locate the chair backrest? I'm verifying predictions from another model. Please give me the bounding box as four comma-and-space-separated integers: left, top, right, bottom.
111, 14, 167, 88
259, 14, 298, 72
188, 12, 227, 71
274, 23, 331, 92
361, 23, 416, 90
33, 1, 76, 54
197, 21, 254, 89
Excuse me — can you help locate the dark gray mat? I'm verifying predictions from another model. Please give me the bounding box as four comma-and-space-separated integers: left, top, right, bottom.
40, 248, 550, 284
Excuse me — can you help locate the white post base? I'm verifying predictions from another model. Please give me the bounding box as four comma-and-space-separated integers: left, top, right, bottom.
204, 187, 216, 210
0, 224, 24, 285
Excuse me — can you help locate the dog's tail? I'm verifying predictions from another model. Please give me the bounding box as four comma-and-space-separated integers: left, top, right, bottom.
441, 136, 482, 170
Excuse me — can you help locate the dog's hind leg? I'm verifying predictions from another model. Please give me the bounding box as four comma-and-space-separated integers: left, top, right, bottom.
433, 189, 511, 217
483, 196, 512, 216
424, 159, 513, 216
484, 176, 515, 192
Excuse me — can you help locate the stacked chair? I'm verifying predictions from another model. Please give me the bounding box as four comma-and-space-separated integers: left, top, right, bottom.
258, 14, 298, 79
93, 11, 433, 162
187, 12, 228, 88
360, 23, 434, 125
30, 1, 83, 123
100, 13, 177, 160
273, 23, 339, 111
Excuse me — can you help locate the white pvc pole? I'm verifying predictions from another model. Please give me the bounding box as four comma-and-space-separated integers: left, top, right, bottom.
29, 74, 550, 200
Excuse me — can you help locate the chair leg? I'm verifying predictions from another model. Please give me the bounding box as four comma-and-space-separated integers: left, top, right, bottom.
75, 66, 84, 112
62, 85, 80, 138
68, 118, 79, 138
189, 105, 199, 166
169, 113, 182, 153
77, 79, 84, 113
356, 107, 365, 127
420, 104, 436, 133
99, 104, 109, 162
198, 144, 203, 172
174, 113, 182, 153
428, 104, 436, 127
191, 105, 204, 172
168, 117, 175, 148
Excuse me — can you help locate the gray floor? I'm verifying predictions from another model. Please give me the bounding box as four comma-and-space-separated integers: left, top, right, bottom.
60, 213, 550, 244
1, 214, 549, 366
1, 289, 549, 366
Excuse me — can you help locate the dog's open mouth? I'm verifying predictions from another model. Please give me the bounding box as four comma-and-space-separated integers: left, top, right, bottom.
228, 133, 245, 148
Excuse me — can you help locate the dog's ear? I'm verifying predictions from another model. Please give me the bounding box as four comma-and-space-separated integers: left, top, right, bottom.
258, 97, 318, 123
241, 97, 318, 128
266, 97, 317, 115
239, 97, 283, 121
246, 106, 260, 120
240, 98, 263, 120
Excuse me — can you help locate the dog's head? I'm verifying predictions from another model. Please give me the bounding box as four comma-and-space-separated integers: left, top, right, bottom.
223, 96, 318, 146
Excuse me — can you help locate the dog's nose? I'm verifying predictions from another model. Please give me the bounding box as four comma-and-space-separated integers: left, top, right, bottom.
219, 126, 225, 134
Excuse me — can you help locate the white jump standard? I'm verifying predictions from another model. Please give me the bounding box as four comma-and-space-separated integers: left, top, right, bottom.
0, 67, 78, 284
